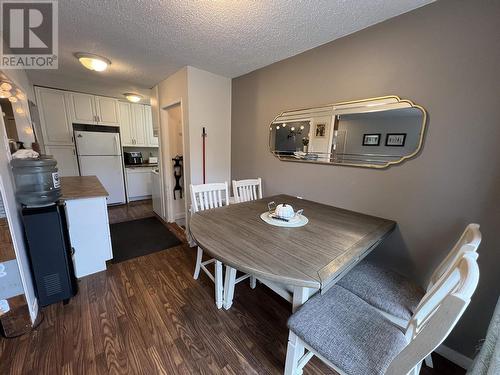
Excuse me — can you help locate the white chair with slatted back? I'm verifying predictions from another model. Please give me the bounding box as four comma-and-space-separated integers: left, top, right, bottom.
232, 178, 263, 203
337, 223, 481, 368
190, 182, 229, 309
285, 251, 480, 375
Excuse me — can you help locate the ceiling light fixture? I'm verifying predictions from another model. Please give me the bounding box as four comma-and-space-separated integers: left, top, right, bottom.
0, 90, 11, 99
0, 82, 12, 91
75, 52, 111, 72
124, 93, 143, 103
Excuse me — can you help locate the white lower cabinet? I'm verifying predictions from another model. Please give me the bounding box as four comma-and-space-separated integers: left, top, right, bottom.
45, 145, 79, 177
64, 197, 113, 278
125, 167, 153, 201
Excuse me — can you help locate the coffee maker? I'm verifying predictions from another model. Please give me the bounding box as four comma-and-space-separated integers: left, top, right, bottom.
124, 151, 143, 165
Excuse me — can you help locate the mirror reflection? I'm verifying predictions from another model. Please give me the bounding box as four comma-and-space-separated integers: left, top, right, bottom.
0, 83, 36, 154
269, 97, 426, 168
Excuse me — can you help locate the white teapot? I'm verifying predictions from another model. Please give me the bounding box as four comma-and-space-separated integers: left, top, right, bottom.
275, 203, 295, 219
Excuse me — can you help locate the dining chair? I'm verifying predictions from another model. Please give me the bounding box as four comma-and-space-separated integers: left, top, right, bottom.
285, 251, 480, 375
190, 182, 230, 309
338, 223, 479, 321
232, 178, 263, 203
222, 178, 262, 308
336, 223, 481, 367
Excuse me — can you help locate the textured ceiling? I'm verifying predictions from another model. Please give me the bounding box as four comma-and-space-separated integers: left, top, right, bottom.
27, 0, 433, 98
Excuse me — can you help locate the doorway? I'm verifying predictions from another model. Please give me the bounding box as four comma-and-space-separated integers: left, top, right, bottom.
159, 102, 186, 226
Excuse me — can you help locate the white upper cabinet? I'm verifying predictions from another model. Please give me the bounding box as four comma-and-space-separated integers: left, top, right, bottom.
68, 92, 96, 124
131, 103, 147, 146
68, 93, 119, 126
144, 105, 158, 146
117, 102, 156, 147
35, 87, 73, 145
118, 101, 134, 146
95, 96, 120, 125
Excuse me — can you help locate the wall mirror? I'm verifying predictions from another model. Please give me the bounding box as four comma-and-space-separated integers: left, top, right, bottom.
0, 78, 35, 154
269, 96, 427, 168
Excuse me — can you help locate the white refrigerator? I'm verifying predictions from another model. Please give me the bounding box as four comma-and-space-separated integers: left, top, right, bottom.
75, 127, 126, 204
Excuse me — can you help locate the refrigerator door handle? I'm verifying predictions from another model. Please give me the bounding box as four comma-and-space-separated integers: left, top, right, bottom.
114, 135, 120, 155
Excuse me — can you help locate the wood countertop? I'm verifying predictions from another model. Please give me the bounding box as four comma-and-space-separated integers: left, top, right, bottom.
60, 176, 108, 200
190, 194, 395, 291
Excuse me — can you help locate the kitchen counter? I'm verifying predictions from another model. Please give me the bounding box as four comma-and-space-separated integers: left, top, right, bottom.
125, 163, 158, 168
60, 176, 109, 200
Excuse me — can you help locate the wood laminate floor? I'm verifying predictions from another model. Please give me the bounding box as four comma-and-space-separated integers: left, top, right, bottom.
0, 201, 465, 374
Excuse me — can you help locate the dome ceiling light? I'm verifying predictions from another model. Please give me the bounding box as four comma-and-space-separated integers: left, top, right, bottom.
124, 93, 143, 103
75, 52, 111, 72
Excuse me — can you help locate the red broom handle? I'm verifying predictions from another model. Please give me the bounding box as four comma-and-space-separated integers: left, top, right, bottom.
202, 127, 206, 184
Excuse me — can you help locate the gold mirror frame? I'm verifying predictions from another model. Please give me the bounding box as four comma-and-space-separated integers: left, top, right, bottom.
269, 96, 427, 169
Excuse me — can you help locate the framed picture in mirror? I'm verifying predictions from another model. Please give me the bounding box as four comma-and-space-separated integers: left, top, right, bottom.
315, 123, 326, 137
362, 133, 381, 146
386, 133, 406, 147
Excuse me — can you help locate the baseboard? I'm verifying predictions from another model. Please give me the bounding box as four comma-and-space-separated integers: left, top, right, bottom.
30, 298, 38, 324
435, 344, 473, 370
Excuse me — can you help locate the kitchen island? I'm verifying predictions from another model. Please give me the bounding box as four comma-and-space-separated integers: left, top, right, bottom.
61, 176, 113, 278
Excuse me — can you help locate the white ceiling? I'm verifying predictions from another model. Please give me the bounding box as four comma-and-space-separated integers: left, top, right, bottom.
27, 0, 433, 99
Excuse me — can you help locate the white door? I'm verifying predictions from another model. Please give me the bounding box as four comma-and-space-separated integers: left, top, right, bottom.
45, 145, 79, 177
75, 131, 121, 156
131, 104, 147, 146
144, 105, 158, 146
151, 169, 163, 217
35, 88, 73, 145
95, 96, 119, 125
118, 101, 134, 146
69, 93, 96, 124
79, 155, 126, 204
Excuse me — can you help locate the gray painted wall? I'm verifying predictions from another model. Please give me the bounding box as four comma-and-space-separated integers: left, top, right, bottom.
231, 0, 500, 358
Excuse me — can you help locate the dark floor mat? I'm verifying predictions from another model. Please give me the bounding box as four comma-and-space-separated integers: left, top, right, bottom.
110, 217, 181, 263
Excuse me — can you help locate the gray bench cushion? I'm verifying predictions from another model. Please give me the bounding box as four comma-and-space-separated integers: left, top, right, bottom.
288, 285, 408, 375
337, 260, 425, 322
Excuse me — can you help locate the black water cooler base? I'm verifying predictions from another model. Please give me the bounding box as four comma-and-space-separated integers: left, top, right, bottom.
22, 202, 77, 307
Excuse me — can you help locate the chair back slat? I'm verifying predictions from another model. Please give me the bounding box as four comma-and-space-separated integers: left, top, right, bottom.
386, 251, 480, 374
190, 182, 229, 213
429, 224, 481, 289
233, 178, 263, 203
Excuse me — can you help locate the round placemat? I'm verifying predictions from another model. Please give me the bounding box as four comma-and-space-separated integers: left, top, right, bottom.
260, 212, 309, 228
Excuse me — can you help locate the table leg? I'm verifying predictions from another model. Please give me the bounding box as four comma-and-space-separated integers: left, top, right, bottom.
215, 260, 223, 309
284, 286, 310, 375
223, 266, 237, 310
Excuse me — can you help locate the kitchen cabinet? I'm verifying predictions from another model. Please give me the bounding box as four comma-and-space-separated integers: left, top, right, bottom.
45, 145, 79, 177
68, 92, 96, 124
35, 87, 73, 145
131, 103, 147, 146
125, 167, 153, 201
117, 101, 134, 145
145, 105, 159, 146
67, 92, 120, 126
119, 102, 156, 147
95, 96, 120, 125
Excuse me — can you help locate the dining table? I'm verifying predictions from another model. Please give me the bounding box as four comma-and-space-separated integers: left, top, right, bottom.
189, 194, 396, 311
190, 194, 396, 373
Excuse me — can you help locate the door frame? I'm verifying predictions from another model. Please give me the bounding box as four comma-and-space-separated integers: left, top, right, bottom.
159, 99, 187, 224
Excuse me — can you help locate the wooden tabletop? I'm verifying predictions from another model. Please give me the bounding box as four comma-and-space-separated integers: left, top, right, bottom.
60, 176, 108, 200
190, 194, 395, 290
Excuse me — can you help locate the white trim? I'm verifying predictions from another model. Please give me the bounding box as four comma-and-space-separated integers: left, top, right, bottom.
30, 298, 39, 323
435, 344, 473, 370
